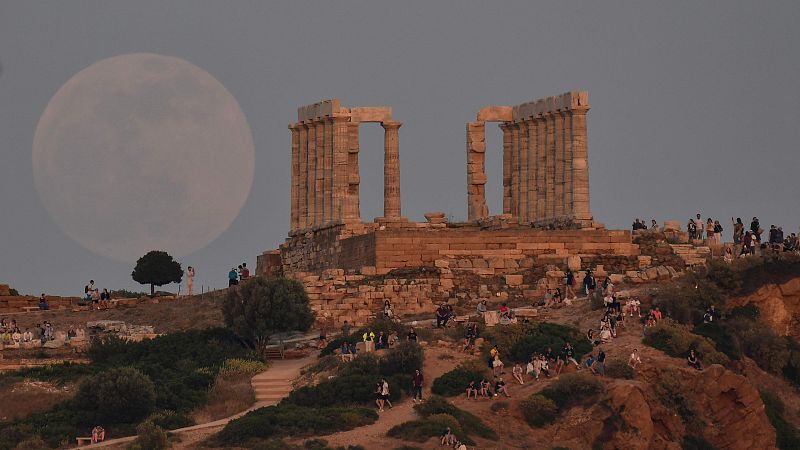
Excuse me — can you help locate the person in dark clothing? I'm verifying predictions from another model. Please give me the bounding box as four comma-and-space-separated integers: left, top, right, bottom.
412, 369, 424, 402
751, 217, 761, 242
595, 349, 606, 375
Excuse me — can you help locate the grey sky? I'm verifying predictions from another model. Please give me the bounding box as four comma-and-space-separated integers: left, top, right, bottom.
1, 1, 799, 296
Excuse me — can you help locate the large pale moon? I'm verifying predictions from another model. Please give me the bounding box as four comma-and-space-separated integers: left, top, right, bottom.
33, 53, 255, 262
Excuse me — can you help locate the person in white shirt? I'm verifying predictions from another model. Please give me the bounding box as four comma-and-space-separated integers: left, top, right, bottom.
628, 348, 642, 370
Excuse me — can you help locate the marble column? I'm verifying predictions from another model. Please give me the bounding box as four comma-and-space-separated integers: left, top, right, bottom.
315, 119, 325, 226
518, 120, 529, 222
467, 121, 487, 221
525, 119, 537, 223
562, 110, 574, 218
570, 106, 591, 222
332, 116, 349, 222
510, 122, 520, 218
554, 110, 565, 217
382, 121, 402, 219
545, 111, 556, 219
500, 123, 512, 215
306, 122, 317, 227
289, 124, 300, 232
345, 121, 361, 222
298, 123, 308, 229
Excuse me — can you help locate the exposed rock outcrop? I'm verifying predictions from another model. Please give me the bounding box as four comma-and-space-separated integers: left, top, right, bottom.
727, 277, 800, 338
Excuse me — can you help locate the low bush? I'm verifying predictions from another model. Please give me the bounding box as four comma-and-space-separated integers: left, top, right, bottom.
219, 358, 268, 378
760, 390, 800, 450
126, 422, 169, 450
681, 435, 718, 450
72, 367, 157, 426
654, 367, 695, 423
386, 416, 473, 446
145, 410, 193, 430
540, 373, 605, 410
379, 342, 423, 376
431, 367, 485, 397
651, 278, 724, 325
490, 401, 510, 414
604, 360, 635, 379
642, 319, 729, 366
284, 374, 405, 407
509, 323, 592, 363
214, 404, 377, 445
413, 396, 496, 440
691, 322, 741, 360
519, 394, 558, 427
10, 437, 48, 450
725, 318, 788, 374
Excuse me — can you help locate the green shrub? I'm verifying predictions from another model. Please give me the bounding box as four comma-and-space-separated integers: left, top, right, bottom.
643, 319, 729, 366
431, 367, 484, 397
761, 390, 800, 450
483, 322, 591, 363
520, 394, 558, 427
303, 355, 342, 375
692, 322, 741, 360
605, 360, 635, 379
338, 353, 381, 376
726, 318, 788, 373
490, 401, 510, 414
214, 404, 377, 445
413, 396, 496, 439
729, 304, 759, 320
11, 437, 48, 450
145, 410, 193, 430
655, 367, 695, 423
540, 373, 605, 410
681, 435, 718, 450
386, 416, 474, 446
127, 422, 169, 450
284, 373, 408, 407
379, 342, 423, 375
5, 362, 94, 384
219, 358, 268, 378
72, 367, 157, 425
651, 278, 724, 325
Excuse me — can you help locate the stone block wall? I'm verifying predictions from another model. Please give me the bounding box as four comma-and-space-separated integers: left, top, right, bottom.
0, 295, 80, 313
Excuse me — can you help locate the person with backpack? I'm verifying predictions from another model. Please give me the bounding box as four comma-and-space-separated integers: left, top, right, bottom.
583, 270, 596, 300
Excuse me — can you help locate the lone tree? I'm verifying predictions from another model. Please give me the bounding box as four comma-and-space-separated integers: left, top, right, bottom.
131, 250, 183, 297
222, 277, 315, 354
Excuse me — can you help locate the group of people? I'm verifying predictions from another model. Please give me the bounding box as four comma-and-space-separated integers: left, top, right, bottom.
465, 377, 511, 399
686, 214, 724, 244
632, 218, 659, 231
0, 318, 70, 348
82, 280, 112, 309
440, 427, 469, 450
227, 263, 250, 287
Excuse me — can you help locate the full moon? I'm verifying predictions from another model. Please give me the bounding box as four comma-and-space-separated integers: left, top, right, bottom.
33, 53, 255, 262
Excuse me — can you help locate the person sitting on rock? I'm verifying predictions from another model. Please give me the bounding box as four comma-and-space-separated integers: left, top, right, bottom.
687, 350, 703, 370
563, 343, 581, 371
628, 348, 642, 371
476, 299, 488, 315
494, 378, 511, 397
599, 325, 613, 344
436, 304, 451, 328
441, 427, 456, 446
553, 288, 563, 304
587, 329, 599, 346
585, 353, 597, 374
454, 440, 467, 450
512, 363, 525, 384
340, 342, 353, 362
466, 380, 479, 399
406, 327, 418, 342
376, 331, 388, 350
479, 378, 492, 397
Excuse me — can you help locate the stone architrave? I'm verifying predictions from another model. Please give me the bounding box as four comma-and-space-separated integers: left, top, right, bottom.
510, 122, 520, 218
525, 119, 537, 222
306, 122, 317, 227
500, 123, 512, 215
554, 110, 565, 217
382, 121, 402, 219
570, 105, 591, 222
518, 120, 529, 222
345, 121, 361, 221
315, 119, 325, 225
298, 124, 308, 229
332, 116, 349, 222
289, 124, 300, 232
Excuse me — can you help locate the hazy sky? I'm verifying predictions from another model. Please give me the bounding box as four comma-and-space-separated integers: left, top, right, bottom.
1, 1, 799, 296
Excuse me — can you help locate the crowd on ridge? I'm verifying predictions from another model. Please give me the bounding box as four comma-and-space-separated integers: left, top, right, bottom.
227, 262, 250, 287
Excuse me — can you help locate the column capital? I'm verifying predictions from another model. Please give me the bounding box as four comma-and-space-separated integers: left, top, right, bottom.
288, 123, 301, 131
568, 106, 590, 115
381, 121, 402, 130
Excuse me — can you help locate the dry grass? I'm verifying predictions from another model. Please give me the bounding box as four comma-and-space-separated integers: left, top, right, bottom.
191, 373, 255, 423
0, 380, 74, 421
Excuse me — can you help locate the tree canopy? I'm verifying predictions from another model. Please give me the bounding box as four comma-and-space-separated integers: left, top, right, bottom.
131, 250, 183, 297
222, 277, 315, 350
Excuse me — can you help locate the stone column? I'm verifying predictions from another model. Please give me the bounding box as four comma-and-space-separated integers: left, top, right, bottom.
318, 118, 329, 225
332, 116, 349, 222
562, 110, 574, 218
345, 121, 361, 222
325, 117, 336, 223
315, 120, 325, 226
570, 106, 592, 222
298, 123, 308, 229
525, 119, 537, 223
518, 120, 529, 222
467, 121, 488, 221
546, 111, 556, 219
306, 122, 317, 227
289, 124, 300, 233
510, 122, 520, 218
500, 123, 512, 215
535, 114, 546, 221
554, 110, 565, 218
382, 121, 402, 219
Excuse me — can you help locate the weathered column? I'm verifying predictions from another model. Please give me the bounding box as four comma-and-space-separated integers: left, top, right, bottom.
306, 122, 317, 227
554, 110, 565, 218
546, 111, 557, 219
298, 123, 308, 229
467, 121, 488, 221
382, 121, 402, 219
535, 114, 546, 221
332, 116, 349, 222
500, 123, 512, 215
570, 106, 591, 222
314, 120, 325, 226
518, 120, 529, 222
525, 119, 537, 222
289, 124, 300, 232
562, 110, 574, 218
346, 122, 361, 222
510, 122, 520, 218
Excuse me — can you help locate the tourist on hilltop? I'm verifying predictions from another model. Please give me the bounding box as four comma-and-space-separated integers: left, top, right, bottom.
785, 234, 797, 252
494, 377, 511, 397
724, 247, 734, 263
38, 293, 49, 311
583, 269, 596, 300
412, 369, 424, 403
585, 353, 597, 374
228, 268, 238, 287
91, 426, 105, 444
376, 331, 388, 350
435, 303, 451, 328
543, 288, 554, 308
383, 299, 396, 321
563, 342, 581, 371
650, 219, 659, 231
553, 288, 563, 304
454, 439, 467, 450
705, 218, 715, 242
687, 349, 703, 370
406, 327, 418, 342
100, 288, 110, 309
631, 218, 642, 231
362, 329, 376, 352
236, 264, 244, 281
732, 218, 744, 244
595, 348, 606, 376
512, 363, 525, 384
565, 268, 577, 300
241, 263, 250, 280
341, 320, 351, 337
380, 378, 393, 409
374, 381, 385, 412
84, 280, 95, 302
466, 380, 479, 399
628, 348, 642, 371
339, 341, 353, 362
441, 427, 456, 446
586, 329, 599, 346
687, 218, 698, 240
476, 299, 488, 316
713, 220, 723, 244
186, 266, 195, 296
479, 378, 492, 397
750, 217, 762, 242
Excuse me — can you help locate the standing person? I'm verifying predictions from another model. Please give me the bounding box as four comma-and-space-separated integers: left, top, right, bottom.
732, 218, 744, 245
363, 329, 376, 352
374, 382, 385, 412
595, 348, 606, 376
750, 217, 762, 243
628, 349, 642, 371
407, 327, 418, 342
186, 266, 195, 296
713, 220, 723, 244
650, 219, 659, 231
583, 270, 596, 300
706, 218, 715, 242
84, 280, 95, 303
100, 289, 110, 309
228, 268, 238, 287
412, 369, 424, 403
341, 320, 351, 338
237, 265, 244, 282
687, 218, 698, 240
565, 269, 577, 300
381, 378, 393, 409
241, 263, 250, 280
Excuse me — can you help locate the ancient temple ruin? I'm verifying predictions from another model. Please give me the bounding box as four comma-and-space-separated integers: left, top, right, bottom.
257, 92, 698, 326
